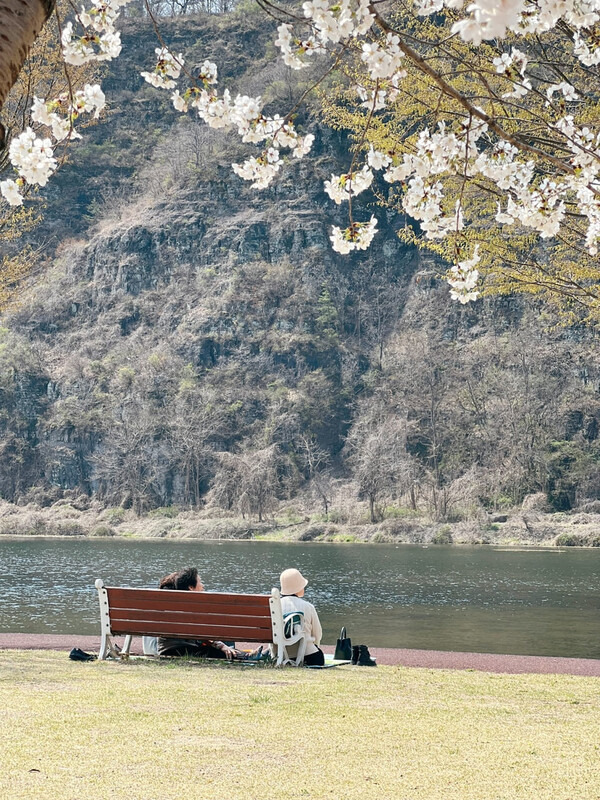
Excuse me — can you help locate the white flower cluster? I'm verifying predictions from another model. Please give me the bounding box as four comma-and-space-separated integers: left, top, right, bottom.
274, 24, 324, 70
31, 96, 80, 143
361, 33, 404, 81
265, 0, 600, 293
1, 83, 106, 206
448, 246, 480, 304
7, 129, 56, 188
1, 0, 131, 205
330, 216, 378, 253
30, 84, 106, 143
324, 165, 373, 204
0, 178, 23, 206
422, 0, 600, 72
231, 126, 315, 189
323, 162, 379, 251
546, 83, 579, 103
355, 70, 405, 111
61, 0, 132, 66
274, 0, 374, 70
61, 21, 121, 65
367, 147, 392, 170
376, 123, 479, 240
141, 48, 315, 192
303, 0, 374, 44
141, 47, 184, 89
373, 100, 600, 286
232, 155, 281, 189
492, 47, 531, 98
496, 178, 566, 239
450, 0, 525, 45
573, 31, 600, 66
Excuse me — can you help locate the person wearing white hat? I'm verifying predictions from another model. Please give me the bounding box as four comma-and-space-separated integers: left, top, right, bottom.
279, 568, 324, 666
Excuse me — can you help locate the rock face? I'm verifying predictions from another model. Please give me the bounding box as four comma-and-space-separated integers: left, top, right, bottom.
2, 12, 600, 518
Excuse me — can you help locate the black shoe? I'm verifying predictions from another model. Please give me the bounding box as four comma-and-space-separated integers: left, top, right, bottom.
357, 645, 377, 667
69, 647, 97, 662
351, 645, 360, 665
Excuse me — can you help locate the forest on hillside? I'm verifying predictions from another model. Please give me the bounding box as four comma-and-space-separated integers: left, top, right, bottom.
2, 7, 600, 538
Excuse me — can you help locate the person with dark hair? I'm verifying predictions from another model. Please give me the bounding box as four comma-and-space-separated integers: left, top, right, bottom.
159, 566, 199, 592
157, 567, 263, 661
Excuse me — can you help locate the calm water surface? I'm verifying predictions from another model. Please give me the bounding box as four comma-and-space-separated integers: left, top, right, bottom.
1, 538, 599, 658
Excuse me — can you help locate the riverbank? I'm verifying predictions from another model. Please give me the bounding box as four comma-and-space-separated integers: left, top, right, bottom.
2, 497, 600, 546
3, 634, 600, 676
2, 649, 599, 800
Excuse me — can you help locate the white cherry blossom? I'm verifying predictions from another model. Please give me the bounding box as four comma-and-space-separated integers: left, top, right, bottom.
367, 147, 392, 170
9, 128, 57, 186
0, 179, 23, 206
330, 215, 379, 253
324, 165, 374, 204
448, 245, 480, 304
232, 156, 280, 189
171, 90, 188, 112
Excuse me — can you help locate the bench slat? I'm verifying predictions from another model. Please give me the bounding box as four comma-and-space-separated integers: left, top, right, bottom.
106, 597, 271, 617
109, 618, 273, 641
108, 608, 272, 625
106, 588, 270, 607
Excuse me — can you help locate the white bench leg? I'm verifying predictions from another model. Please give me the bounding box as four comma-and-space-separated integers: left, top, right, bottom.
99, 633, 109, 660
99, 633, 116, 660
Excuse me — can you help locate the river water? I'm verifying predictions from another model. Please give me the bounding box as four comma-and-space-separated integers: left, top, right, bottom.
2, 538, 599, 658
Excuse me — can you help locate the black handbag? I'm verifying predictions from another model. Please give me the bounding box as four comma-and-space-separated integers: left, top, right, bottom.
333, 626, 352, 661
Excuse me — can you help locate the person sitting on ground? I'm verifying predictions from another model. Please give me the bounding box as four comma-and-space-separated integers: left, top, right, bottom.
157, 566, 263, 661
279, 568, 324, 667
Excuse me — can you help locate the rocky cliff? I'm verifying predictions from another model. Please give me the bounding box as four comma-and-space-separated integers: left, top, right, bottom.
2, 9, 600, 532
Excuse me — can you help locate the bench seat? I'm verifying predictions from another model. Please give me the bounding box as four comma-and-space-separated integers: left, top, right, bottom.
95, 580, 307, 666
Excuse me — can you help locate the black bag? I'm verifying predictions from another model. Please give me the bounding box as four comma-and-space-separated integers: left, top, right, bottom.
333, 627, 352, 661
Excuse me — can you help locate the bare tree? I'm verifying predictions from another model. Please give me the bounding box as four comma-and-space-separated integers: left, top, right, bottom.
345, 416, 407, 523
296, 433, 332, 515
212, 446, 281, 521
92, 400, 169, 513
170, 382, 226, 507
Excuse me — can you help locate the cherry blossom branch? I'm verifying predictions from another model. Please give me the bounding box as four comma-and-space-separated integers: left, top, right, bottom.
369, 6, 577, 177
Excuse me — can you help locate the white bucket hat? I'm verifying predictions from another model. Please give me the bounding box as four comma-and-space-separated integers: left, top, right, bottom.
280, 568, 308, 595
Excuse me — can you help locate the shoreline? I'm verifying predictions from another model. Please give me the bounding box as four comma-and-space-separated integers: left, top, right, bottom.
0, 532, 597, 549
3, 498, 600, 547
2, 634, 600, 675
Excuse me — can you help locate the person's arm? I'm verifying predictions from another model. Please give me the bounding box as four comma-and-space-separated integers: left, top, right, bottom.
213, 641, 235, 660
310, 605, 322, 647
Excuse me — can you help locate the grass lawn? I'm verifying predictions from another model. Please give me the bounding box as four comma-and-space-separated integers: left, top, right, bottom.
2, 650, 600, 800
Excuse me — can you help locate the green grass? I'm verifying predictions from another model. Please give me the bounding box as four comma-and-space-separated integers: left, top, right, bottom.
2, 650, 600, 799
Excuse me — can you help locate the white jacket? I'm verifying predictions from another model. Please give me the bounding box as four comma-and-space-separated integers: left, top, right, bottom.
280, 594, 322, 656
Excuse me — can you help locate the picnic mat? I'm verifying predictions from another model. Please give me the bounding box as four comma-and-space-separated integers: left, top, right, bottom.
305, 654, 356, 669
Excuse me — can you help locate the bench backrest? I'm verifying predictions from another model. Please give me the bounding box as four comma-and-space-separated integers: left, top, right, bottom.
102, 586, 274, 643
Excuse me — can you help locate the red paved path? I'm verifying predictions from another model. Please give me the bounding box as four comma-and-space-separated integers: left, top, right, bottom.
1, 634, 599, 676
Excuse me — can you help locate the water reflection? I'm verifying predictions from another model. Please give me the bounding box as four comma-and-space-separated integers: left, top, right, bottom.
1, 538, 599, 658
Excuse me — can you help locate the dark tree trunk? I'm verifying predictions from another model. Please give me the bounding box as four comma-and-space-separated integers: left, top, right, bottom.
0, 0, 55, 145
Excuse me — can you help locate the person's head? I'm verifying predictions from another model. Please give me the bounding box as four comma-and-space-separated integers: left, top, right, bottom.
159, 571, 177, 589
159, 567, 204, 592
280, 568, 308, 597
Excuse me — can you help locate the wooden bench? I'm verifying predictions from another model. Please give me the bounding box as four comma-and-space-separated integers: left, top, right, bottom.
95, 580, 307, 666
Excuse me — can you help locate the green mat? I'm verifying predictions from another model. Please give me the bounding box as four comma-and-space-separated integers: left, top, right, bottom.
305, 654, 353, 669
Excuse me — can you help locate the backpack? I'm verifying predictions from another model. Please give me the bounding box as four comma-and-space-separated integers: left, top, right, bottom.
283, 611, 304, 639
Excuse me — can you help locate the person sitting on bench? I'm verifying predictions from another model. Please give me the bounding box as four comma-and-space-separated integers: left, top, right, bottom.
279, 568, 324, 667
157, 566, 263, 661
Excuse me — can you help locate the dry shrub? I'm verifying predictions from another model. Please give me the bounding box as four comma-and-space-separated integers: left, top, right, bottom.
522, 493, 551, 513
